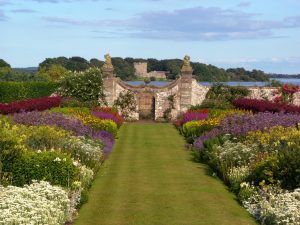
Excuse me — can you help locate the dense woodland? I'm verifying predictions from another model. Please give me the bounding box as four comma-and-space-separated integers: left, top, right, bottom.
0, 57, 270, 82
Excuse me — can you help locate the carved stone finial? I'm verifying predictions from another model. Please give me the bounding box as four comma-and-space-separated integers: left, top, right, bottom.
102, 53, 114, 77
181, 55, 193, 73
103, 53, 113, 70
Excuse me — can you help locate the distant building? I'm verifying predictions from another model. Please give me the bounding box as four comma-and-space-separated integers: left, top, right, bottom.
134, 62, 168, 79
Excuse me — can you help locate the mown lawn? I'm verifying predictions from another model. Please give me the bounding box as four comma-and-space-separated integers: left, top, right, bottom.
75, 123, 257, 225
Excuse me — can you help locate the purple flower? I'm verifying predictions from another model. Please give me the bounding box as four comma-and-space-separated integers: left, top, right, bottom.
181, 112, 208, 125
13, 111, 115, 154
193, 112, 300, 150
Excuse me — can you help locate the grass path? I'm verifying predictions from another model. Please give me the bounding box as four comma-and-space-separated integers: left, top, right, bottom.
75, 123, 257, 225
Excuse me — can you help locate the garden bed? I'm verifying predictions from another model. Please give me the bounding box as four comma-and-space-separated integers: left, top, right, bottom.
0, 97, 124, 224
176, 104, 300, 224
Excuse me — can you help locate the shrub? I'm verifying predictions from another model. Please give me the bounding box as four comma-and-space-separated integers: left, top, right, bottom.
195, 99, 234, 110
176, 110, 208, 127
13, 111, 115, 154
58, 68, 105, 102
273, 83, 300, 104
242, 185, 300, 224
0, 181, 70, 225
193, 112, 300, 150
0, 96, 61, 114
92, 111, 124, 127
50, 107, 90, 115
60, 97, 99, 108
9, 124, 104, 172
114, 90, 137, 120
24, 125, 71, 151
74, 112, 118, 137
0, 82, 58, 103
181, 119, 219, 143
250, 147, 300, 189
12, 151, 78, 187
233, 98, 300, 113
206, 83, 250, 102
0, 118, 25, 174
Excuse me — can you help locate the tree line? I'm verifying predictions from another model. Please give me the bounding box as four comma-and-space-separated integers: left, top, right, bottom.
0, 57, 269, 82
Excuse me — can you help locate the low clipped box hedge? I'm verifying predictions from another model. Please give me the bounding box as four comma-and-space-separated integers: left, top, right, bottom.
0, 82, 58, 103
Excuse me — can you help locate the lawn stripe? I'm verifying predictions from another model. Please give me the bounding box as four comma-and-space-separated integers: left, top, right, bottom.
75, 123, 257, 225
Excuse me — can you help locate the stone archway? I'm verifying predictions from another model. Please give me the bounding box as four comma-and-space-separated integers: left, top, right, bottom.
138, 92, 155, 120
102, 54, 210, 121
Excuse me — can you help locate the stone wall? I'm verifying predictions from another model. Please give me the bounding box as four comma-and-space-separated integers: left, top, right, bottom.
147, 71, 167, 79
102, 54, 300, 121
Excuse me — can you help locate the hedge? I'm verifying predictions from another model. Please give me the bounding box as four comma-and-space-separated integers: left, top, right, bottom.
0, 82, 58, 103
233, 98, 300, 113
0, 96, 62, 114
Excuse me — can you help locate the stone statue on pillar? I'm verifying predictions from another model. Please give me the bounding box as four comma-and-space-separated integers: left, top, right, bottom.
181, 55, 193, 78
102, 53, 115, 78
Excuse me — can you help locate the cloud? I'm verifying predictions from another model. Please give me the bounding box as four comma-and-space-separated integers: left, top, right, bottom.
11, 9, 37, 13
31, 0, 108, 2
0, 0, 11, 6
237, 2, 251, 8
42, 6, 300, 41
0, 10, 7, 21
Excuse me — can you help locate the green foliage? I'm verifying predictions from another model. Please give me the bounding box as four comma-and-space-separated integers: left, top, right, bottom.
0, 82, 58, 103
226, 68, 269, 81
50, 107, 90, 115
12, 151, 78, 187
0, 59, 10, 68
112, 57, 135, 80
150, 76, 156, 81
24, 126, 71, 151
206, 83, 250, 102
60, 97, 99, 108
38, 64, 69, 81
39, 56, 90, 72
144, 77, 151, 84
197, 99, 234, 110
38, 56, 269, 82
58, 67, 104, 103
88, 119, 118, 137
250, 147, 300, 189
163, 94, 175, 122
114, 90, 137, 120
0, 118, 25, 174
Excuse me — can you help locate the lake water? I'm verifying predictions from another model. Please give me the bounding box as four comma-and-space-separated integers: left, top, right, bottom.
127, 79, 300, 87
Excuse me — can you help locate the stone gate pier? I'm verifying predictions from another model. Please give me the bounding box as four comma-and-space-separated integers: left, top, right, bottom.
102, 55, 209, 120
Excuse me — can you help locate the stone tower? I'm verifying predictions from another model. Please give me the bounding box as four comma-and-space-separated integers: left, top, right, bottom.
134, 62, 148, 76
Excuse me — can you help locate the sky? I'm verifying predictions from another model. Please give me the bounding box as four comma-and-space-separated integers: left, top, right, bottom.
0, 0, 300, 74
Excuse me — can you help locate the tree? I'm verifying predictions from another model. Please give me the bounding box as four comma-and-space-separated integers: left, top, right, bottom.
0, 59, 10, 68
65, 57, 90, 71
38, 64, 69, 81
90, 58, 104, 68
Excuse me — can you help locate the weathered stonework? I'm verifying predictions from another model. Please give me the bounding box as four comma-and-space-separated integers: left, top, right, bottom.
133, 62, 168, 79
102, 54, 300, 121
103, 55, 206, 120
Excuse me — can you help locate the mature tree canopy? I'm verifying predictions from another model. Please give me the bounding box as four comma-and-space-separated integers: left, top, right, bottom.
0, 59, 11, 68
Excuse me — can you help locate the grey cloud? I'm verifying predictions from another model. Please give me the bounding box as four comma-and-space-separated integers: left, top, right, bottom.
237, 2, 251, 8
0, 0, 11, 6
0, 10, 7, 21
11, 9, 36, 13
42, 6, 300, 41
